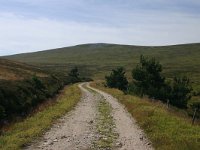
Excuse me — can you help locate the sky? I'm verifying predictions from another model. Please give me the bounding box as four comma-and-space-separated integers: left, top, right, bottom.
0, 0, 200, 56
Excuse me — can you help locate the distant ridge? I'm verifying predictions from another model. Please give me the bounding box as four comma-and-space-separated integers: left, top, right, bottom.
3, 42, 200, 57
3, 43, 200, 92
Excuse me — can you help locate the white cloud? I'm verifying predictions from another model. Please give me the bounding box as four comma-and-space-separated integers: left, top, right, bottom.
0, 11, 200, 56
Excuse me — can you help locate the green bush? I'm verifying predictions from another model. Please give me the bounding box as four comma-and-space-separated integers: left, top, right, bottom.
131, 55, 168, 99
67, 67, 81, 83
66, 67, 93, 84
130, 55, 193, 109
105, 67, 128, 91
171, 76, 192, 108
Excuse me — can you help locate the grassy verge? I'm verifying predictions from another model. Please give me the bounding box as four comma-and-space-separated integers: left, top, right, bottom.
0, 84, 81, 150
83, 84, 118, 149
91, 81, 200, 150
94, 97, 118, 149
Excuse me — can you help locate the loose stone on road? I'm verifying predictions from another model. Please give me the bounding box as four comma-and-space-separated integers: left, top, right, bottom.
88, 83, 153, 150
25, 83, 153, 150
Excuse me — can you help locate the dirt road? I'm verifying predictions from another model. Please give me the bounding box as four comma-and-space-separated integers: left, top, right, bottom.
25, 83, 153, 150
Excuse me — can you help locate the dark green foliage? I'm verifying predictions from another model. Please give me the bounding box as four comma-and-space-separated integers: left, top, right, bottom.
0, 105, 5, 120
105, 67, 128, 91
68, 67, 79, 79
171, 76, 192, 108
0, 76, 63, 122
131, 55, 193, 109
67, 67, 81, 83
66, 67, 93, 84
32, 75, 45, 90
132, 55, 167, 99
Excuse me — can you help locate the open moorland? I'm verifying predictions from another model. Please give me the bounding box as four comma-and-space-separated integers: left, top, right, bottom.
4, 43, 200, 92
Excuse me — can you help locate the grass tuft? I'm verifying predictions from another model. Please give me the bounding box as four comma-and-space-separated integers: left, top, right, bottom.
94, 97, 118, 149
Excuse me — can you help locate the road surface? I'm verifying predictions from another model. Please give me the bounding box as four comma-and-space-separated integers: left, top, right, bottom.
25, 83, 153, 150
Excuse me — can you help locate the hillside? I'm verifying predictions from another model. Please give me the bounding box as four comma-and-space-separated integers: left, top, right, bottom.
0, 59, 63, 122
3, 43, 200, 91
0, 58, 48, 81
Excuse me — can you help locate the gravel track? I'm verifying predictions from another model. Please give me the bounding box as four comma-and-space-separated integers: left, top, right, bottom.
87, 83, 153, 150
25, 83, 153, 150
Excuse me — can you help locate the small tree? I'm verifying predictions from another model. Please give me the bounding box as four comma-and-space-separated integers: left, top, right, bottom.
105, 67, 128, 91
68, 67, 81, 83
132, 55, 166, 99
171, 76, 192, 108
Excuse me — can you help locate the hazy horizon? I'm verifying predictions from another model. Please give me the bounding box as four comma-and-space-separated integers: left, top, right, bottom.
1, 42, 200, 57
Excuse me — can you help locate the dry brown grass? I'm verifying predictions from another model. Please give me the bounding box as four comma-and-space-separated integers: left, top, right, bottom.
0, 58, 48, 80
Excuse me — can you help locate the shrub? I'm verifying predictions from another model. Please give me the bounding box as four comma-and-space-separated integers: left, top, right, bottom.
130, 55, 193, 109
171, 76, 192, 108
131, 55, 167, 99
105, 67, 128, 91
67, 67, 81, 83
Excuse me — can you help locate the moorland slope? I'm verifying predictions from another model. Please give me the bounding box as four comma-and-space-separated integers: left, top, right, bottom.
4, 43, 200, 91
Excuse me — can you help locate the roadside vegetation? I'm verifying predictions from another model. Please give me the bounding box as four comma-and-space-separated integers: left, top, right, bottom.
91, 81, 200, 150
0, 84, 81, 150
94, 97, 118, 149
105, 67, 128, 92
0, 62, 91, 125
0, 75, 63, 123
67, 66, 92, 84
105, 55, 199, 118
